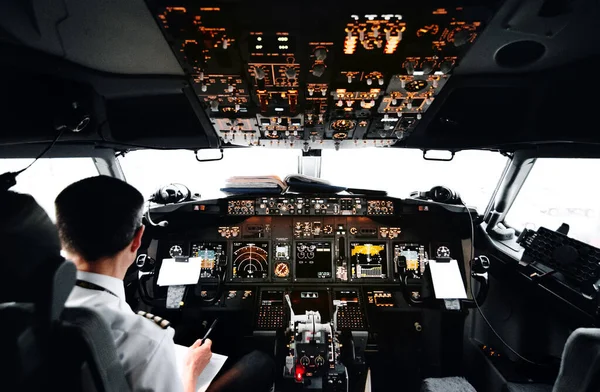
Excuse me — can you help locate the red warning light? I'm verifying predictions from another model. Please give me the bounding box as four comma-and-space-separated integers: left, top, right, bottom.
295, 366, 305, 382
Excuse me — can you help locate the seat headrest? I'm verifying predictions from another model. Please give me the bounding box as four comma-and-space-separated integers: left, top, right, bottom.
0, 191, 64, 304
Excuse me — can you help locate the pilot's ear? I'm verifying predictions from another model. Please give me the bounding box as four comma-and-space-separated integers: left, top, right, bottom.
131, 225, 145, 253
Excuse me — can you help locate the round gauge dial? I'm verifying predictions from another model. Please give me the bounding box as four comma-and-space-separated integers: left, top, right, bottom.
331, 119, 356, 131
404, 79, 428, 92
274, 262, 290, 278
297, 243, 316, 260
436, 246, 451, 258
323, 225, 333, 235
169, 245, 183, 257
447, 24, 478, 45
232, 243, 269, 279
300, 356, 310, 366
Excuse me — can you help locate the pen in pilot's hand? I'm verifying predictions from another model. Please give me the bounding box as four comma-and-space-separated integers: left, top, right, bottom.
201, 319, 218, 345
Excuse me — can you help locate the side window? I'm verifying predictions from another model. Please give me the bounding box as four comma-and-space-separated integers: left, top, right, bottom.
505, 158, 600, 247
0, 158, 99, 220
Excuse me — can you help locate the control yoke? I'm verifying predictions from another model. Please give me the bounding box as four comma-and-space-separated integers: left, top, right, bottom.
464, 255, 490, 308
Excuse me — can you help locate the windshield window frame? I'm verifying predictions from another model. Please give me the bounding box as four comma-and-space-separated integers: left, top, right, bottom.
484, 148, 600, 250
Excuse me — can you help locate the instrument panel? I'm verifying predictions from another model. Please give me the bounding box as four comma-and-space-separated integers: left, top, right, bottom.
157, 196, 464, 286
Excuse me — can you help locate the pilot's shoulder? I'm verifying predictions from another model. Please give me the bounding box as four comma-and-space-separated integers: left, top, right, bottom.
136, 310, 171, 330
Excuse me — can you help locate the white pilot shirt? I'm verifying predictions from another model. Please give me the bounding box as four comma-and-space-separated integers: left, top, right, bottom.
65, 271, 185, 392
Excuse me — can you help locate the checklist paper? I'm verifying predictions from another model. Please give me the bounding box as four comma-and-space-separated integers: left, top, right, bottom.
174, 344, 228, 392
157, 258, 202, 286
428, 259, 467, 299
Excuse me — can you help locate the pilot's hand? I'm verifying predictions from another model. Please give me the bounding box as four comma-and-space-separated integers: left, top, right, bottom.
183, 338, 212, 391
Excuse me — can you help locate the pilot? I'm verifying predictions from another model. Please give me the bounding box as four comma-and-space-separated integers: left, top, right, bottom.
56, 176, 274, 392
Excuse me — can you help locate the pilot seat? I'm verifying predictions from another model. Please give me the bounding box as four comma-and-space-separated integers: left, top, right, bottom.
0, 191, 130, 392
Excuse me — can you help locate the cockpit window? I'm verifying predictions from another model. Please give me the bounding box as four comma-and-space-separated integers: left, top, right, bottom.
119, 148, 507, 214
0, 158, 99, 219
321, 149, 508, 213
118, 149, 300, 201
505, 158, 600, 247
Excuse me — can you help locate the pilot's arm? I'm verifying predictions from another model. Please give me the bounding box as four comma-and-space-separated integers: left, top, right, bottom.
126, 330, 185, 392
126, 333, 212, 392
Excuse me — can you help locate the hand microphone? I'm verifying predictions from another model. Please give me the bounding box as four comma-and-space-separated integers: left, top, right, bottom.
145, 201, 169, 227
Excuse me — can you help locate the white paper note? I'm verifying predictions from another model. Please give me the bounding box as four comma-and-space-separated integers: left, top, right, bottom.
428, 259, 468, 299
157, 258, 202, 286
174, 344, 228, 392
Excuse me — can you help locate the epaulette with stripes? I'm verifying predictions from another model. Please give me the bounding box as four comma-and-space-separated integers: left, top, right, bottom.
137, 310, 171, 329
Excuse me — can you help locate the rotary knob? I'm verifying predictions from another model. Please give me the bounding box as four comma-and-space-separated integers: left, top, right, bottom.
315, 355, 325, 367
312, 64, 326, 77
440, 60, 453, 75
254, 66, 266, 80
422, 61, 434, 75
300, 356, 310, 366
313, 47, 327, 61
285, 67, 297, 79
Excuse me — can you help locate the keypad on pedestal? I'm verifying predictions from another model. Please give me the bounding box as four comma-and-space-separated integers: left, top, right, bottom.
337, 305, 365, 329
256, 304, 284, 329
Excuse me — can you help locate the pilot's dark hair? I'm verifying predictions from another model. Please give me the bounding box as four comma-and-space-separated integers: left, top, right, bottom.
0, 191, 62, 303
55, 176, 144, 262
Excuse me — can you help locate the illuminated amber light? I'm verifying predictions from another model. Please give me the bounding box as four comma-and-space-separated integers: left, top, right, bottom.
344, 37, 357, 54
351, 244, 386, 256
385, 36, 400, 54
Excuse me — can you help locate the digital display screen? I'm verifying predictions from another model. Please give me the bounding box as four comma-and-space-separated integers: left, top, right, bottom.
295, 242, 332, 279
232, 242, 269, 280
275, 243, 291, 260
191, 242, 225, 279
261, 290, 283, 305
350, 242, 387, 279
336, 290, 359, 304
394, 243, 428, 279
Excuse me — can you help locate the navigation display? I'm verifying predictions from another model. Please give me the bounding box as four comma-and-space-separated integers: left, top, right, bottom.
191, 242, 225, 279
350, 242, 387, 279
295, 242, 333, 279
232, 242, 269, 280
393, 243, 428, 279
